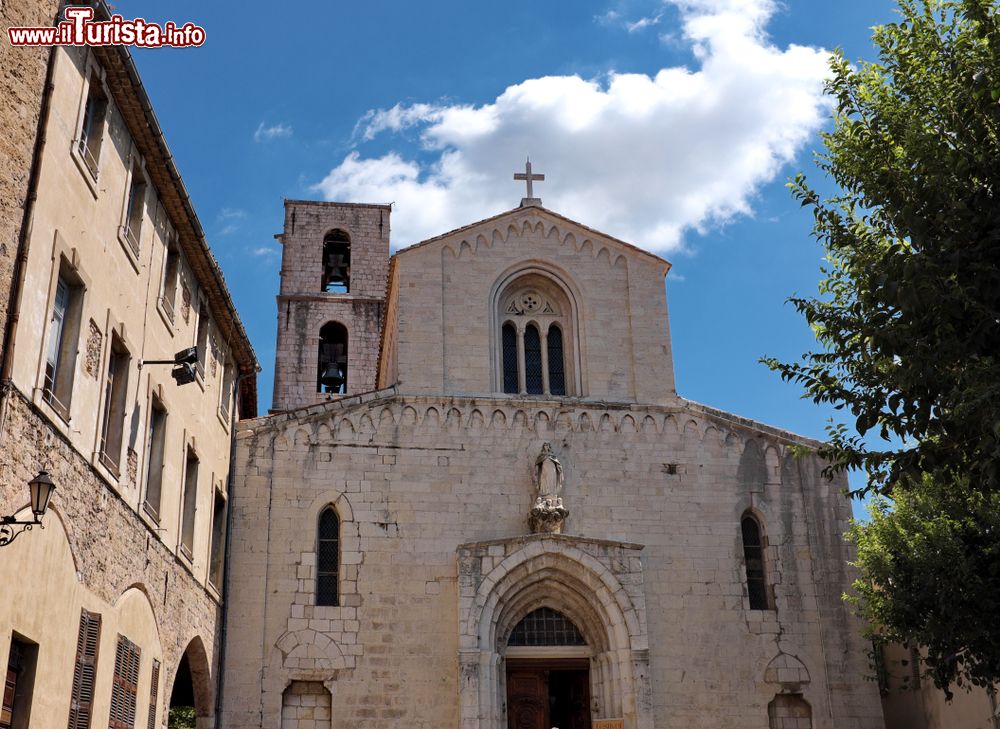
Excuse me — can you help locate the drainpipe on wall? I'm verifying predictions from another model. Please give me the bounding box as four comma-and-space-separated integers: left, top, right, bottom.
214, 367, 260, 726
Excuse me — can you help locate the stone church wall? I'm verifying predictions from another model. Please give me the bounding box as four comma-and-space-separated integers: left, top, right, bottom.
223, 392, 885, 729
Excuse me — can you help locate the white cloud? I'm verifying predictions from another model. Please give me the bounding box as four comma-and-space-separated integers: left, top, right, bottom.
313, 0, 830, 253
626, 13, 663, 32
254, 121, 293, 143
216, 207, 247, 236
251, 246, 279, 257
594, 9, 622, 25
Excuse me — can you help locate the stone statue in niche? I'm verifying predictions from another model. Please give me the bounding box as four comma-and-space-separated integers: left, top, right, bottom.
529, 442, 569, 534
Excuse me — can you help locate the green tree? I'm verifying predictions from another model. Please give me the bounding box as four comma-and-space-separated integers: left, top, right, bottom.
764, 0, 1000, 691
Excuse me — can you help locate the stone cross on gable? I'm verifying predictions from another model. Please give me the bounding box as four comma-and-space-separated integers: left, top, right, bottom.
514, 158, 544, 205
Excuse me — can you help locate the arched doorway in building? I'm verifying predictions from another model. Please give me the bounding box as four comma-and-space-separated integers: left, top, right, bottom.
505, 607, 591, 729
168, 637, 213, 728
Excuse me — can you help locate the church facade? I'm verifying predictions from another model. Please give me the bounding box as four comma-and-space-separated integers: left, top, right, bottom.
221, 195, 885, 729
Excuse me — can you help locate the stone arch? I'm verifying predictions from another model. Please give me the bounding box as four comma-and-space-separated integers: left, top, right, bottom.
169, 635, 213, 728
469, 409, 485, 430
764, 652, 812, 689
114, 583, 162, 642
275, 628, 347, 674
512, 409, 528, 429
40, 504, 82, 575
306, 491, 355, 525
490, 409, 507, 429
400, 405, 418, 426
460, 540, 652, 728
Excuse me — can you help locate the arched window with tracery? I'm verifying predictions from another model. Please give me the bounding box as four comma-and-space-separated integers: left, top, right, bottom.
316, 507, 340, 606
741, 512, 771, 610
317, 321, 348, 395
495, 272, 577, 396
321, 229, 351, 293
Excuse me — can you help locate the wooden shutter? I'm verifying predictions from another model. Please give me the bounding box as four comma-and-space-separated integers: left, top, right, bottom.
68, 609, 102, 729
108, 636, 140, 729
145, 660, 159, 729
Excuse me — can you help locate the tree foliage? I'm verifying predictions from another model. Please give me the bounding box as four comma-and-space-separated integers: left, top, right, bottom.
764, 0, 1000, 496
850, 480, 1000, 695
764, 0, 1000, 691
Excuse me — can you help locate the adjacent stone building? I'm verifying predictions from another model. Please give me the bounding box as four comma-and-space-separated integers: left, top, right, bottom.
0, 3, 257, 728
222, 196, 887, 729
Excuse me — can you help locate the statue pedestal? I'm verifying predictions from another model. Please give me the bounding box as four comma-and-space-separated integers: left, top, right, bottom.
528, 496, 569, 534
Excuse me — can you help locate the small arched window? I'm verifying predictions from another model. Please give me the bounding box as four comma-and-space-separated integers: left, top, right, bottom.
317, 321, 348, 395
316, 507, 340, 606
321, 230, 351, 293
741, 513, 770, 610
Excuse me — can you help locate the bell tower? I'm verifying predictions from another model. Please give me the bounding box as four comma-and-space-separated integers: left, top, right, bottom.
271, 200, 391, 412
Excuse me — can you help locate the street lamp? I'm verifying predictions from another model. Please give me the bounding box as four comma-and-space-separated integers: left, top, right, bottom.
0, 470, 57, 548
141, 346, 199, 386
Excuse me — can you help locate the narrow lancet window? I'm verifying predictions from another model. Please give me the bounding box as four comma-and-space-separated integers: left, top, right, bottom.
316, 508, 340, 606
741, 514, 769, 610
547, 324, 565, 396
524, 324, 543, 395
502, 322, 518, 394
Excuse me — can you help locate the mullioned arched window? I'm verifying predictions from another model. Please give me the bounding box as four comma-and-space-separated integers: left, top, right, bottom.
496, 273, 576, 397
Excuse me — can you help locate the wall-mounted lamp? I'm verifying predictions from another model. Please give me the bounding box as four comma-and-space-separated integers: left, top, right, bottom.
0, 470, 57, 548
141, 346, 199, 386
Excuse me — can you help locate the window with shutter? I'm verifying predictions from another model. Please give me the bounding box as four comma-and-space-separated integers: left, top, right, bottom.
146, 660, 159, 729
108, 635, 140, 729
67, 610, 101, 729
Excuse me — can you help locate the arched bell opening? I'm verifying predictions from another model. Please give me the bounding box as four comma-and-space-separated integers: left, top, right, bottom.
317, 322, 348, 395
321, 229, 351, 293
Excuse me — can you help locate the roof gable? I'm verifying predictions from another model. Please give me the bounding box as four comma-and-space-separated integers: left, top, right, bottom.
393, 204, 671, 274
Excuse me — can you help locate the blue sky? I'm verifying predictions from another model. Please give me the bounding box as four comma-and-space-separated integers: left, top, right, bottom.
120, 0, 900, 514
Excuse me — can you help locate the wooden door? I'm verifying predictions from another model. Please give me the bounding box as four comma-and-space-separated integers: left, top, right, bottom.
507, 669, 548, 729
564, 669, 591, 729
